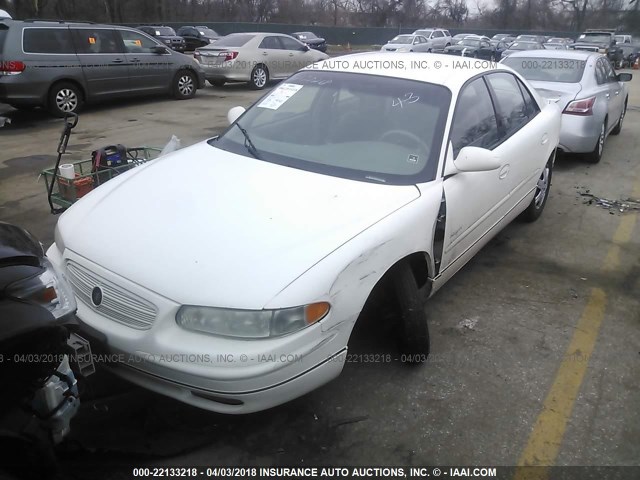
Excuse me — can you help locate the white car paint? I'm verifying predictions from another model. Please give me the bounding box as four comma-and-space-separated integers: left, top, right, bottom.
48, 53, 560, 413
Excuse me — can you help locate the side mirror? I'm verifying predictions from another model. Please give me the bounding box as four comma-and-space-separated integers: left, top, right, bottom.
151, 46, 169, 54
300, 44, 310, 51
448, 146, 501, 174
617, 73, 632, 82
227, 106, 246, 125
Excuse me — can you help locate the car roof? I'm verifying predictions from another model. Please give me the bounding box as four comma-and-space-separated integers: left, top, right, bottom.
505, 49, 596, 60
303, 52, 511, 90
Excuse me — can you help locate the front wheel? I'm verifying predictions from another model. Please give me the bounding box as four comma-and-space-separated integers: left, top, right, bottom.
520, 154, 553, 222
173, 70, 197, 99
249, 65, 269, 90
392, 263, 430, 361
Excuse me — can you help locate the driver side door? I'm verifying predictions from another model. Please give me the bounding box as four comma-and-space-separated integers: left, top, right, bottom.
438, 76, 511, 278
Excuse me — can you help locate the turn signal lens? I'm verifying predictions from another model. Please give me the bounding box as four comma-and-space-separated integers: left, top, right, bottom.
305, 302, 331, 325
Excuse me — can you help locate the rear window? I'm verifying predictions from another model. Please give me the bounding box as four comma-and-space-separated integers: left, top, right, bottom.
502, 57, 586, 83
23, 28, 75, 54
214, 34, 254, 47
155, 27, 175, 36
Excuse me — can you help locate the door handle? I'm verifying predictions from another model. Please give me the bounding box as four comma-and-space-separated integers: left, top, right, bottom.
541, 133, 549, 145
605, 93, 610, 99
614, 90, 620, 95
130, 58, 141, 63
499, 164, 510, 179
288, 53, 294, 57
262, 52, 268, 56
112, 58, 124, 63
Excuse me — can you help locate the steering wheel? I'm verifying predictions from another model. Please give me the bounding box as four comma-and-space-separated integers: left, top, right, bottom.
380, 129, 429, 153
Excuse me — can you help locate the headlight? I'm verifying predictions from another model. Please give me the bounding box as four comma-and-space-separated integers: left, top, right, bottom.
176, 302, 330, 338
6, 258, 76, 320
208, 38, 214, 43
164, 39, 171, 44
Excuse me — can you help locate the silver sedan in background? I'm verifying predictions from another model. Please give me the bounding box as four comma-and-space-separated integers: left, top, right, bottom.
380, 34, 430, 52
195, 32, 328, 89
502, 50, 631, 163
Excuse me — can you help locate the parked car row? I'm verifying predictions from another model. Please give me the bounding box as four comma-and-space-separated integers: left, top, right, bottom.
0, 19, 329, 114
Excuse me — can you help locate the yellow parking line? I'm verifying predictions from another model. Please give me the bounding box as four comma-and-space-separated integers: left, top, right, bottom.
515, 180, 640, 479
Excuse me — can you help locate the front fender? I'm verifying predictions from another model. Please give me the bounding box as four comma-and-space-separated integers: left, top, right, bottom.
264, 182, 443, 335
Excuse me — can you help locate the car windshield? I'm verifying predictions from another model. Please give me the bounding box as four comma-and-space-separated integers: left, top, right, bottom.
296, 32, 317, 39
510, 42, 536, 50
390, 35, 414, 44
155, 27, 175, 36
459, 39, 481, 47
210, 70, 451, 184
198, 27, 218, 37
580, 33, 610, 43
502, 56, 586, 83
518, 36, 536, 41
415, 30, 433, 37
212, 34, 254, 47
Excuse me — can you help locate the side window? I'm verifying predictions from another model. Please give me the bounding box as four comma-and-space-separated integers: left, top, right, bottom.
450, 77, 500, 157
486, 72, 530, 139
434, 31, 443, 38
23, 28, 75, 54
72, 29, 120, 54
602, 59, 617, 82
279, 36, 302, 50
595, 59, 607, 85
259, 36, 281, 49
119, 30, 159, 54
481, 41, 490, 49
516, 78, 540, 119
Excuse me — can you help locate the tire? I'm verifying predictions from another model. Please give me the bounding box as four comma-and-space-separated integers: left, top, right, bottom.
209, 79, 225, 87
249, 64, 269, 90
392, 262, 430, 361
173, 70, 197, 99
611, 100, 627, 135
520, 154, 553, 222
584, 120, 606, 164
48, 82, 83, 117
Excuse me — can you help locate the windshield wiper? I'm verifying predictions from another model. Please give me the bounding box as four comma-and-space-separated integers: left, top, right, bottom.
234, 122, 260, 159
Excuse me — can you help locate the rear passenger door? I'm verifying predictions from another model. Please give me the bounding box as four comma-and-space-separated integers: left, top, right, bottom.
117, 29, 174, 93
258, 36, 287, 78
277, 35, 315, 75
485, 72, 546, 209
71, 28, 130, 99
601, 58, 623, 129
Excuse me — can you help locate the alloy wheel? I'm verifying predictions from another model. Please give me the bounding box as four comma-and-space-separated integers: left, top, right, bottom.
178, 75, 194, 96
253, 68, 267, 88
55, 88, 78, 113
534, 165, 550, 208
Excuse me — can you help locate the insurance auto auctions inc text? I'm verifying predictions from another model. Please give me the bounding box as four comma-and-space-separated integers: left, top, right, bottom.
210, 467, 497, 477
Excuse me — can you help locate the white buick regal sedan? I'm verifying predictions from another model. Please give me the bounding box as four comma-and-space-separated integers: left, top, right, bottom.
48, 53, 560, 413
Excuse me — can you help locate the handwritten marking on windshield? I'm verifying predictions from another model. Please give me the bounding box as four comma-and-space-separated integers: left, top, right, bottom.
392, 92, 420, 108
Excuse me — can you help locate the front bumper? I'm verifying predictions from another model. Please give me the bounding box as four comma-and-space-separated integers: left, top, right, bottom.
46, 245, 348, 414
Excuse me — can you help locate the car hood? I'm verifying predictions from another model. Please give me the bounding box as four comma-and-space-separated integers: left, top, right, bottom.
159, 35, 185, 42
58, 142, 421, 308
0, 222, 42, 262
446, 45, 477, 52
529, 81, 582, 109
302, 38, 325, 45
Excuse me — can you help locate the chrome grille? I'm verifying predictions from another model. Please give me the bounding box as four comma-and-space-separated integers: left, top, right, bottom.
66, 260, 157, 330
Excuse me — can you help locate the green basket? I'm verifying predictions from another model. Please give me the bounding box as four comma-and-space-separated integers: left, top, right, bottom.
41, 146, 162, 210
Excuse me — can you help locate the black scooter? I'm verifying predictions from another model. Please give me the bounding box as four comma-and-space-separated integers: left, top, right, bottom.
0, 221, 94, 479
